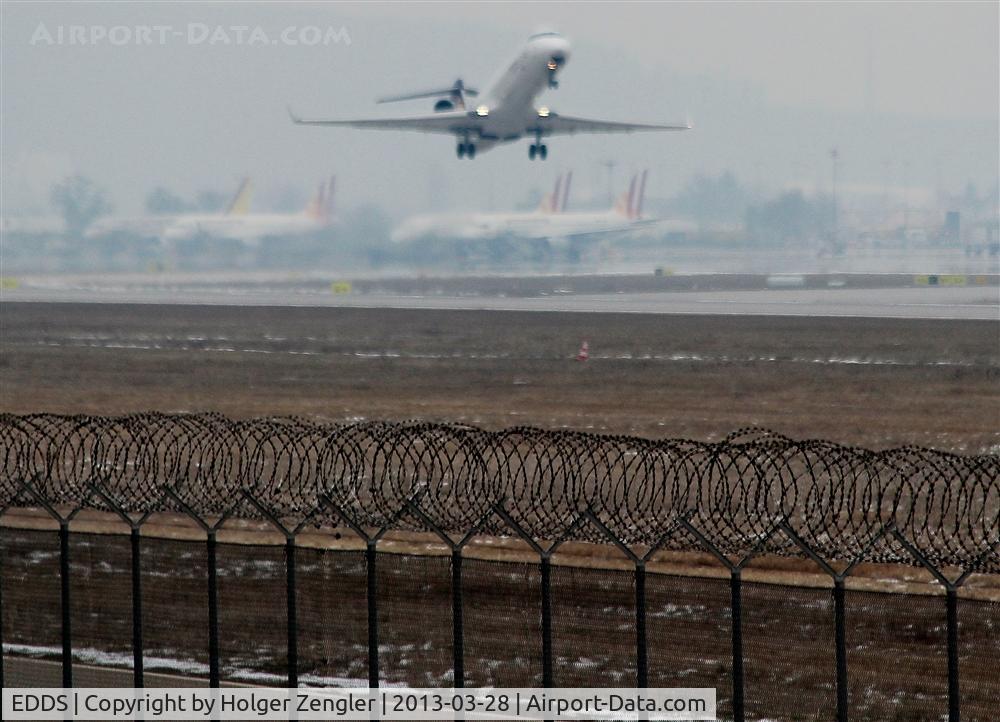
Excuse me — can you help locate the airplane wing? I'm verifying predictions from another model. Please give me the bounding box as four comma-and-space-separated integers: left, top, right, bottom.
289, 107, 474, 135
549, 219, 662, 241
529, 113, 690, 136
514, 219, 660, 242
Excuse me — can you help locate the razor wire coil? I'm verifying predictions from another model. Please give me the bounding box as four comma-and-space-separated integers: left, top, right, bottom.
1, 412, 997, 572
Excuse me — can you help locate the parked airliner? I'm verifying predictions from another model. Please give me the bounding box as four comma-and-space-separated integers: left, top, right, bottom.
391, 170, 654, 247
86, 178, 253, 240
163, 177, 337, 245
290, 30, 689, 159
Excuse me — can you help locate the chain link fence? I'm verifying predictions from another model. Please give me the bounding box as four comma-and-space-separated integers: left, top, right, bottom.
2, 413, 998, 721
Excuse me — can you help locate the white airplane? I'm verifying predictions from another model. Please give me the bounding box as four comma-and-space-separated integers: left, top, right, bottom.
290, 30, 689, 159
163, 176, 337, 245
86, 178, 253, 240
392, 173, 571, 243
392, 170, 654, 247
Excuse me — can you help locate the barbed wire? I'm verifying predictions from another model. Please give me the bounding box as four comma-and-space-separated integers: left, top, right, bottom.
1, 413, 997, 572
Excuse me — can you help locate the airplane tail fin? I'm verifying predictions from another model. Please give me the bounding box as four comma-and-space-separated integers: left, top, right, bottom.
325, 176, 336, 221
614, 173, 637, 216
633, 169, 648, 220
538, 173, 564, 213
225, 177, 253, 216
304, 181, 325, 219
612, 171, 648, 219
304, 176, 337, 223
559, 171, 572, 212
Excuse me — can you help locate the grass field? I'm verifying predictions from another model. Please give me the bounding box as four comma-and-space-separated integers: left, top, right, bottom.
1, 302, 998, 452
2, 300, 998, 719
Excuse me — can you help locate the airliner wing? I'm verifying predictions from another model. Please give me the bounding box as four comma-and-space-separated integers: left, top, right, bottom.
549, 219, 661, 241
289, 107, 473, 134
530, 114, 690, 136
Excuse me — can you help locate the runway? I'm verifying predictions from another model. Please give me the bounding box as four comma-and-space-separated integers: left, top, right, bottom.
3, 282, 997, 320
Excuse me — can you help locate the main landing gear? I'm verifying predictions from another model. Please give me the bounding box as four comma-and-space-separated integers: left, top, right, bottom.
529, 143, 548, 160
456, 142, 476, 159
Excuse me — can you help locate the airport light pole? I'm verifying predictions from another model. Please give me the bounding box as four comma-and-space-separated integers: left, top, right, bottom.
902, 160, 910, 236
830, 148, 839, 250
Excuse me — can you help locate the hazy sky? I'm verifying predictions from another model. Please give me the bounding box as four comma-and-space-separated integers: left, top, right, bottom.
3, 1, 997, 217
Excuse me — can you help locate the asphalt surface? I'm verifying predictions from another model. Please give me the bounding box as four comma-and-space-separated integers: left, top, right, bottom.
3, 283, 997, 320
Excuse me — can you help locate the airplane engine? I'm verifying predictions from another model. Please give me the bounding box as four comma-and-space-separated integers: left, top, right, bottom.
434, 99, 455, 112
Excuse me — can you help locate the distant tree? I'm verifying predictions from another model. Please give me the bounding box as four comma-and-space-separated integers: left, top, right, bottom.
514, 187, 544, 212
343, 204, 391, 245
195, 190, 227, 213
145, 187, 192, 214
745, 190, 833, 243
674, 171, 748, 226
263, 185, 307, 214
963, 181, 978, 206
50, 175, 112, 235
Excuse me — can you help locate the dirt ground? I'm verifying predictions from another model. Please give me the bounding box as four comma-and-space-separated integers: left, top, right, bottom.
1, 302, 997, 452
2, 301, 998, 719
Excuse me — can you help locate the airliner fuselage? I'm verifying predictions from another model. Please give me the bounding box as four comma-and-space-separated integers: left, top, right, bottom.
464, 32, 571, 155
290, 30, 687, 159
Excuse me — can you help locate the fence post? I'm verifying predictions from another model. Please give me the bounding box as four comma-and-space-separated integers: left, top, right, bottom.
129, 527, 144, 688
681, 515, 784, 722
946, 587, 959, 722
0, 521, 4, 689
679, 517, 743, 721
20, 481, 83, 688
581, 508, 647, 688
635, 562, 647, 688
405, 500, 496, 690
320, 491, 425, 691
891, 529, 1000, 722
165, 489, 233, 689
206, 530, 220, 688
779, 519, 899, 722
286, 538, 298, 689
58, 520, 72, 687
833, 579, 847, 718
729, 568, 744, 722
890, 528, 969, 722
89, 483, 157, 689
945, 538, 1000, 722
241, 491, 328, 690
491, 502, 558, 691
0, 494, 23, 691
451, 549, 464, 687
540, 555, 553, 688
366, 540, 379, 688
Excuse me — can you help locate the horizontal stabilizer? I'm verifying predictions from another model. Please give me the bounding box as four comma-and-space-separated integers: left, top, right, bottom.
377, 87, 479, 104
377, 78, 478, 104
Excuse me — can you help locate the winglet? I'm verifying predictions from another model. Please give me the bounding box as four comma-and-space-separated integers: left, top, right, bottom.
287, 105, 303, 124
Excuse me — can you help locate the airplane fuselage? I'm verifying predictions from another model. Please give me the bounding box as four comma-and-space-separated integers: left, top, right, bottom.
163, 214, 331, 244
291, 29, 688, 159
467, 32, 571, 150
392, 209, 638, 244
